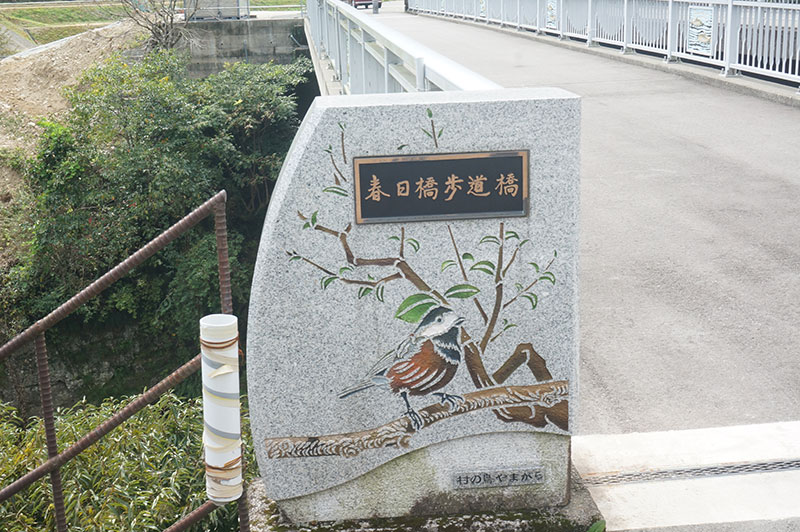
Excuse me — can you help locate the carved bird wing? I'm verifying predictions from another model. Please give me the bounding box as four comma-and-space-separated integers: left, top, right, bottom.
365, 335, 416, 377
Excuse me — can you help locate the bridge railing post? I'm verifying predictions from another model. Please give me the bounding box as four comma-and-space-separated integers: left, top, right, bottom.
622, 0, 632, 52
321, 0, 328, 57
334, 6, 343, 82
722, 0, 740, 76
587, 0, 595, 45
666, 0, 678, 61
536, 0, 541, 32
415, 57, 426, 91
382, 48, 390, 92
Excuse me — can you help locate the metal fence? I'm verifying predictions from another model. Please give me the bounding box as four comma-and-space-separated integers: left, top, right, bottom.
407, 0, 800, 87
306, 0, 501, 92
0, 191, 250, 532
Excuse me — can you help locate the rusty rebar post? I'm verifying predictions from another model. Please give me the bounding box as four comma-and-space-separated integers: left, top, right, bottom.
237, 459, 251, 532
213, 196, 250, 531
163, 500, 219, 532
213, 197, 233, 315
33, 333, 68, 532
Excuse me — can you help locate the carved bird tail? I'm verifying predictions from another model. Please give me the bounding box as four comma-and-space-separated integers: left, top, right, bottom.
338, 381, 375, 399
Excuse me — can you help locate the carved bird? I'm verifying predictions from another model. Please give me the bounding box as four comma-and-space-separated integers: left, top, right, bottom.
338, 306, 465, 429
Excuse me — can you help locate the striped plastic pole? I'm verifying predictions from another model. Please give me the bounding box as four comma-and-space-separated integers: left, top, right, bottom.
200, 314, 243, 505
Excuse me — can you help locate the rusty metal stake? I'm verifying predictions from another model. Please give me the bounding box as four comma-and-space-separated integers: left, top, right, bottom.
212, 194, 250, 531
237, 466, 251, 532
214, 200, 233, 315
33, 333, 68, 532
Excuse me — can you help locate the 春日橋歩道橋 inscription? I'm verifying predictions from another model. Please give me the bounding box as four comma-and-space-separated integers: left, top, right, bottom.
354, 151, 529, 224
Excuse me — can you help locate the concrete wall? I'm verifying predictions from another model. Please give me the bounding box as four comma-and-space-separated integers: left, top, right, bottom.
185, 15, 308, 78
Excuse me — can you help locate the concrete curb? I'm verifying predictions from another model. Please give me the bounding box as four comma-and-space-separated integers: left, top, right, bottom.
410, 10, 800, 108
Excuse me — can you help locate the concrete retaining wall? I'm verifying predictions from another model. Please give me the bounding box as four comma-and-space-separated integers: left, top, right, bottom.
185, 15, 307, 78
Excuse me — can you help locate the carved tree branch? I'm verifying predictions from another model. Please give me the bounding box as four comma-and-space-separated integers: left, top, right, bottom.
448, 225, 488, 324
264, 382, 568, 459
462, 333, 494, 388
490, 343, 567, 431
492, 343, 552, 383
297, 214, 448, 304
286, 252, 404, 287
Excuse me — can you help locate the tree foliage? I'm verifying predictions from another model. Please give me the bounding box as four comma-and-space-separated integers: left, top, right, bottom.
0, 51, 311, 399
0, 393, 257, 531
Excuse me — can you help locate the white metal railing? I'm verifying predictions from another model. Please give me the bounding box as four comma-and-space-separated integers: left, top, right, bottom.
305, 0, 501, 93
408, 0, 800, 87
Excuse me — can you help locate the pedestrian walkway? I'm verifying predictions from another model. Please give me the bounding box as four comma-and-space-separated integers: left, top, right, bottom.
366, 4, 800, 530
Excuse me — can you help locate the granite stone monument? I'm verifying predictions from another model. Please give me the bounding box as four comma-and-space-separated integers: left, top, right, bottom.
247, 88, 580, 523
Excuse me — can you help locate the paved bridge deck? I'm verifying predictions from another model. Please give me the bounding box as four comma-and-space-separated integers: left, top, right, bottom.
338, 5, 800, 529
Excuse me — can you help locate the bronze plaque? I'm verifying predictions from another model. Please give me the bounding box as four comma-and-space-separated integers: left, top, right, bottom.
353, 151, 529, 224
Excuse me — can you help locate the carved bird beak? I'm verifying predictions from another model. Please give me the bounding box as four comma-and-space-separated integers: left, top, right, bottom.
454, 317, 466, 326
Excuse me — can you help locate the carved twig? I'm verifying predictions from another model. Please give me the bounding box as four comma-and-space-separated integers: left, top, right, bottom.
502, 246, 519, 277
448, 225, 488, 324
328, 151, 347, 183
264, 382, 568, 459
480, 223, 505, 353
340, 126, 347, 165
502, 256, 556, 310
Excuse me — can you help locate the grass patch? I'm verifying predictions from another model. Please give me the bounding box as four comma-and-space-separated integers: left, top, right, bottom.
0, 5, 123, 25
26, 22, 110, 43
250, 0, 304, 8
0, 4, 123, 44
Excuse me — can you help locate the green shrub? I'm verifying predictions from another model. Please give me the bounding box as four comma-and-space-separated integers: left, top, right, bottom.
0, 393, 257, 531
0, 50, 311, 400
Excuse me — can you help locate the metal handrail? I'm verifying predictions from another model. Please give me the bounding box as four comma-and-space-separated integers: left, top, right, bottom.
306, 0, 501, 92
0, 190, 250, 532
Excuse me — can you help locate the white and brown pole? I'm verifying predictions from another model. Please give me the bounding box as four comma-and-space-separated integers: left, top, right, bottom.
200, 314, 243, 505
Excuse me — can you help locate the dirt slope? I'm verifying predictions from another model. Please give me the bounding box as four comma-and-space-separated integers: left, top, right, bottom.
0, 21, 144, 269
0, 20, 143, 122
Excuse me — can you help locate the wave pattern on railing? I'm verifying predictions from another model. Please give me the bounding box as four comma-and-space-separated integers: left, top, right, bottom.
407, 0, 800, 87
305, 0, 501, 93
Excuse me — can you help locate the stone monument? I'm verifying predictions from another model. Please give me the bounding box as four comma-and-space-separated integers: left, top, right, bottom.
247, 88, 580, 523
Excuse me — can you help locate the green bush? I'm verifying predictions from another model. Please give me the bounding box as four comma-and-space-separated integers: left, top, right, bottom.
0, 50, 311, 399
0, 393, 257, 531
